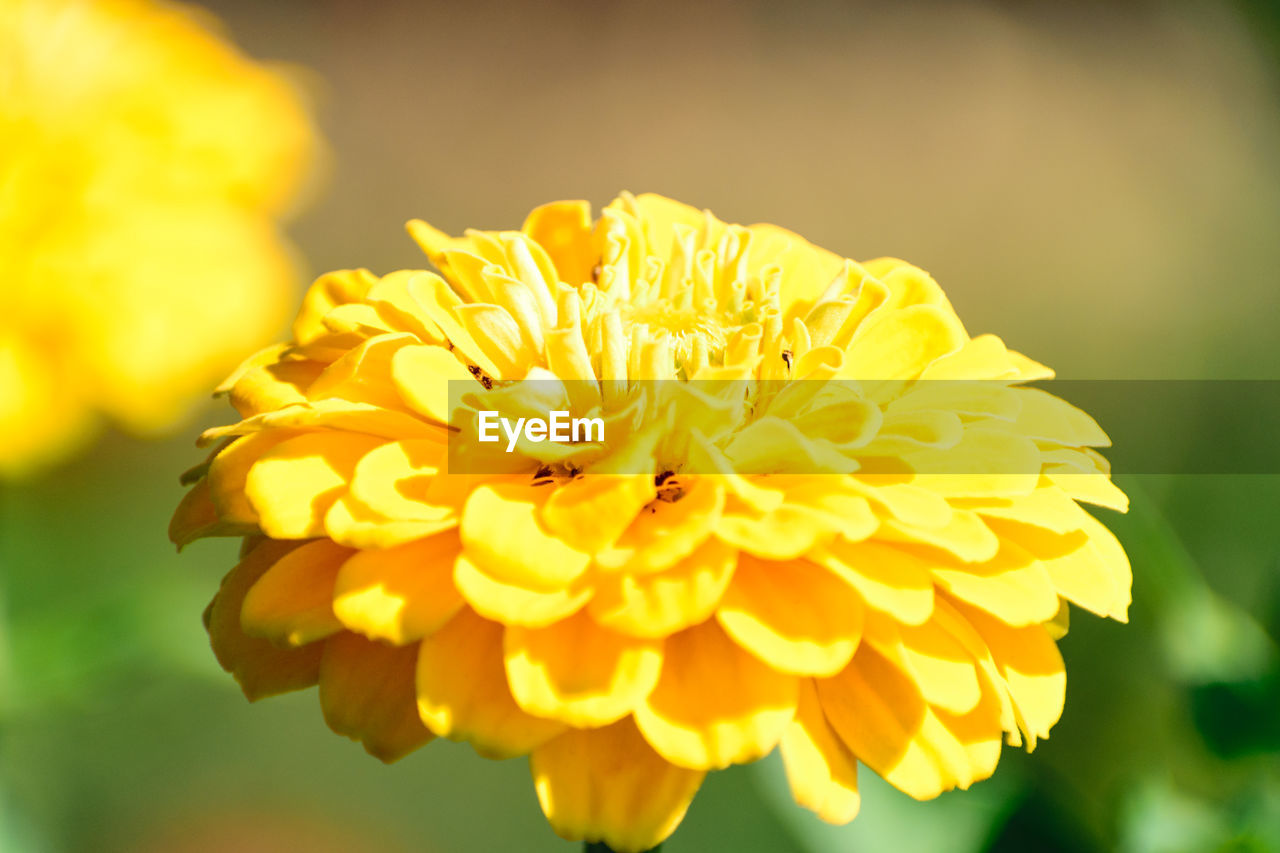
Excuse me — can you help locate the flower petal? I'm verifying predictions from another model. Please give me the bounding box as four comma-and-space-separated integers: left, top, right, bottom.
228, 356, 324, 418
391, 343, 476, 424
460, 482, 590, 590
891, 617, 983, 716
202, 398, 436, 446
589, 538, 736, 638
971, 484, 1092, 534
816, 645, 946, 800
952, 600, 1065, 743
292, 269, 379, 345
1049, 469, 1129, 512
715, 486, 876, 560
245, 431, 385, 539
241, 539, 353, 646
454, 555, 592, 628
540, 475, 655, 554
635, 619, 797, 770
416, 607, 565, 757
206, 539, 324, 700
207, 429, 305, 526
987, 516, 1125, 621
319, 631, 434, 762
932, 673, 1005, 786
401, 272, 503, 377
850, 477, 952, 528
522, 200, 595, 285
531, 717, 704, 853
780, 679, 861, 824
812, 539, 935, 625
170, 477, 250, 547
307, 333, 420, 412
345, 438, 452, 523
332, 534, 465, 644
324, 492, 455, 550
880, 509, 1000, 563
594, 477, 723, 574
1012, 388, 1110, 447
841, 304, 967, 381
365, 270, 448, 343
1074, 511, 1132, 620
504, 610, 663, 727
931, 540, 1061, 627
717, 556, 865, 677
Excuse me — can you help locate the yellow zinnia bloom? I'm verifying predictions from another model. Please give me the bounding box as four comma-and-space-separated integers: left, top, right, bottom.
0, 0, 318, 476
172, 192, 1131, 852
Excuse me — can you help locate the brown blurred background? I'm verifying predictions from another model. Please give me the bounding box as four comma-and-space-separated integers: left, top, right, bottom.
226, 0, 1280, 380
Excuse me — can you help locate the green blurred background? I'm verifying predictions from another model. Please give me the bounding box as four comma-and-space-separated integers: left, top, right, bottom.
3, 1, 1280, 850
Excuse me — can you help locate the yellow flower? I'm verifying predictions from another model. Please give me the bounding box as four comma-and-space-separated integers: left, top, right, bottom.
173, 192, 1131, 852
0, 0, 319, 476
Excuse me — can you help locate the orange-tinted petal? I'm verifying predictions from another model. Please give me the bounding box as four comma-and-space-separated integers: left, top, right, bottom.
320, 631, 434, 762
416, 608, 565, 757
817, 645, 944, 800
531, 717, 704, 853
332, 534, 464, 644
460, 483, 590, 590
813, 539, 934, 625
522, 199, 595, 286
635, 620, 797, 770
717, 556, 864, 676
206, 539, 324, 700
454, 555, 593, 628
241, 539, 353, 646
952, 601, 1065, 744
244, 431, 385, 539
504, 610, 663, 727
589, 538, 736, 638
780, 679, 861, 824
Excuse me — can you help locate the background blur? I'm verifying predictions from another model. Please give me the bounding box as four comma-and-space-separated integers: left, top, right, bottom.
3, 1, 1280, 851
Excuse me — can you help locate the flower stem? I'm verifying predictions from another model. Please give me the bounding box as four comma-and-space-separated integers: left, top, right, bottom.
584, 843, 661, 853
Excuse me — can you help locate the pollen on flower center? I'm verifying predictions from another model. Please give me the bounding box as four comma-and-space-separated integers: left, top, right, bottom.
622, 303, 718, 340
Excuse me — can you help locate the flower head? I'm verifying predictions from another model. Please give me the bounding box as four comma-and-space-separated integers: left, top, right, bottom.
0, 0, 319, 476
173, 192, 1131, 852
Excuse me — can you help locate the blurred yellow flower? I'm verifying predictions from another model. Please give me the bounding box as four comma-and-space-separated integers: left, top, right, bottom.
0, 0, 319, 476
173, 192, 1132, 852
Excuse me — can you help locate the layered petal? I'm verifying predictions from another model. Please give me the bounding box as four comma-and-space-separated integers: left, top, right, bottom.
320, 631, 434, 761
780, 679, 861, 824
416, 608, 566, 757
455, 555, 593, 628
817, 645, 945, 800
244, 431, 385, 539
717, 555, 865, 676
636, 620, 798, 770
532, 718, 704, 853
461, 482, 590, 590
241, 539, 353, 646
953, 600, 1065, 744
332, 534, 465, 644
589, 538, 737, 638
931, 540, 1061, 627
206, 539, 325, 700
813, 539, 935, 625
594, 476, 724, 574
505, 610, 663, 727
